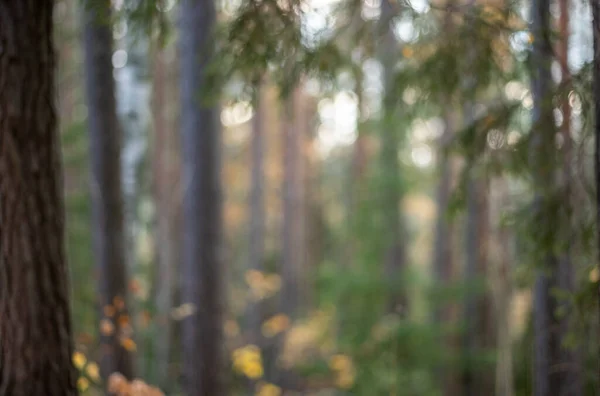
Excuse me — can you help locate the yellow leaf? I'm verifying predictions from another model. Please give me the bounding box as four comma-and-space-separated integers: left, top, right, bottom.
121, 337, 137, 352
590, 267, 599, 283
329, 354, 352, 371
335, 373, 355, 389
73, 351, 87, 370
256, 382, 282, 396
261, 314, 290, 338
245, 270, 264, 288
118, 314, 130, 328
243, 361, 263, 379
265, 274, 281, 293
100, 319, 115, 336
108, 373, 129, 394
77, 377, 90, 392
86, 362, 100, 381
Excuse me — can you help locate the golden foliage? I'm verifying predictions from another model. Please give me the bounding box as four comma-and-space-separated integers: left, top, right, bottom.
72, 351, 87, 370
329, 354, 356, 389
256, 381, 282, 396
108, 373, 165, 396
590, 267, 599, 283
77, 377, 90, 392
86, 362, 100, 381
100, 319, 115, 336
261, 314, 290, 338
245, 270, 281, 301
232, 344, 264, 379
120, 337, 137, 352
280, 310, 334, 368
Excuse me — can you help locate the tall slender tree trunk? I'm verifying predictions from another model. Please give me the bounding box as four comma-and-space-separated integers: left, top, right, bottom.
379, 0, 406, 314
530, 0, 561, 392
246, 82, 266, 344
556, 0, 582, 392
463, 174, 494, 396
433, 111, 460, 395
592, 0, 600, 387
0, 2, 78, 394
301, 95, 319, 308
493, 178, 514, 396
433, 110, 456, 322
152, 46, 178, 391
179, 0, 224, 393
82, 0, 134, 381
281, 87, 305, 319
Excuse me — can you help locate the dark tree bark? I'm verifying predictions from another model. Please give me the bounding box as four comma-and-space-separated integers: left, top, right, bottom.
0, 2, 78, 394
592, 0, 600, 387
82, 0, 134, 381
179, 0, 224, 393
530, 0, 561, 393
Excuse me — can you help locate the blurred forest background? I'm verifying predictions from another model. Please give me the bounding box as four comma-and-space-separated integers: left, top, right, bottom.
48, 0, 598, 394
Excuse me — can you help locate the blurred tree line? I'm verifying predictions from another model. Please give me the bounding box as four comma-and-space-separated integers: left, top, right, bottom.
1, 0, 600, 395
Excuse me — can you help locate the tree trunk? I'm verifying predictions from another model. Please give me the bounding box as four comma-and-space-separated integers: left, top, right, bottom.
433, 111, 460, 395
530, 0, 561, 392
592, 0, 600, 387
379, 0, 406, 314
179, 0, 224, 393
281, 87, 305, 319
493, 178, 515, 396
433, 111, 456, 322
246, 82, 266, 344
0, 2, 78, 394
556, 0, 582, 392
463, 175, 494, 396
82, 0, 134, 381
152, 46, 178, 391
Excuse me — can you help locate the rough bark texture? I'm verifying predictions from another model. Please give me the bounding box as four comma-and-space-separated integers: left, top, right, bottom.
0, 1, 78, 394
592, 0, 600, 387
82, 0, 134, 381
179, 0, 224, 393
530, 0, 561, 392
